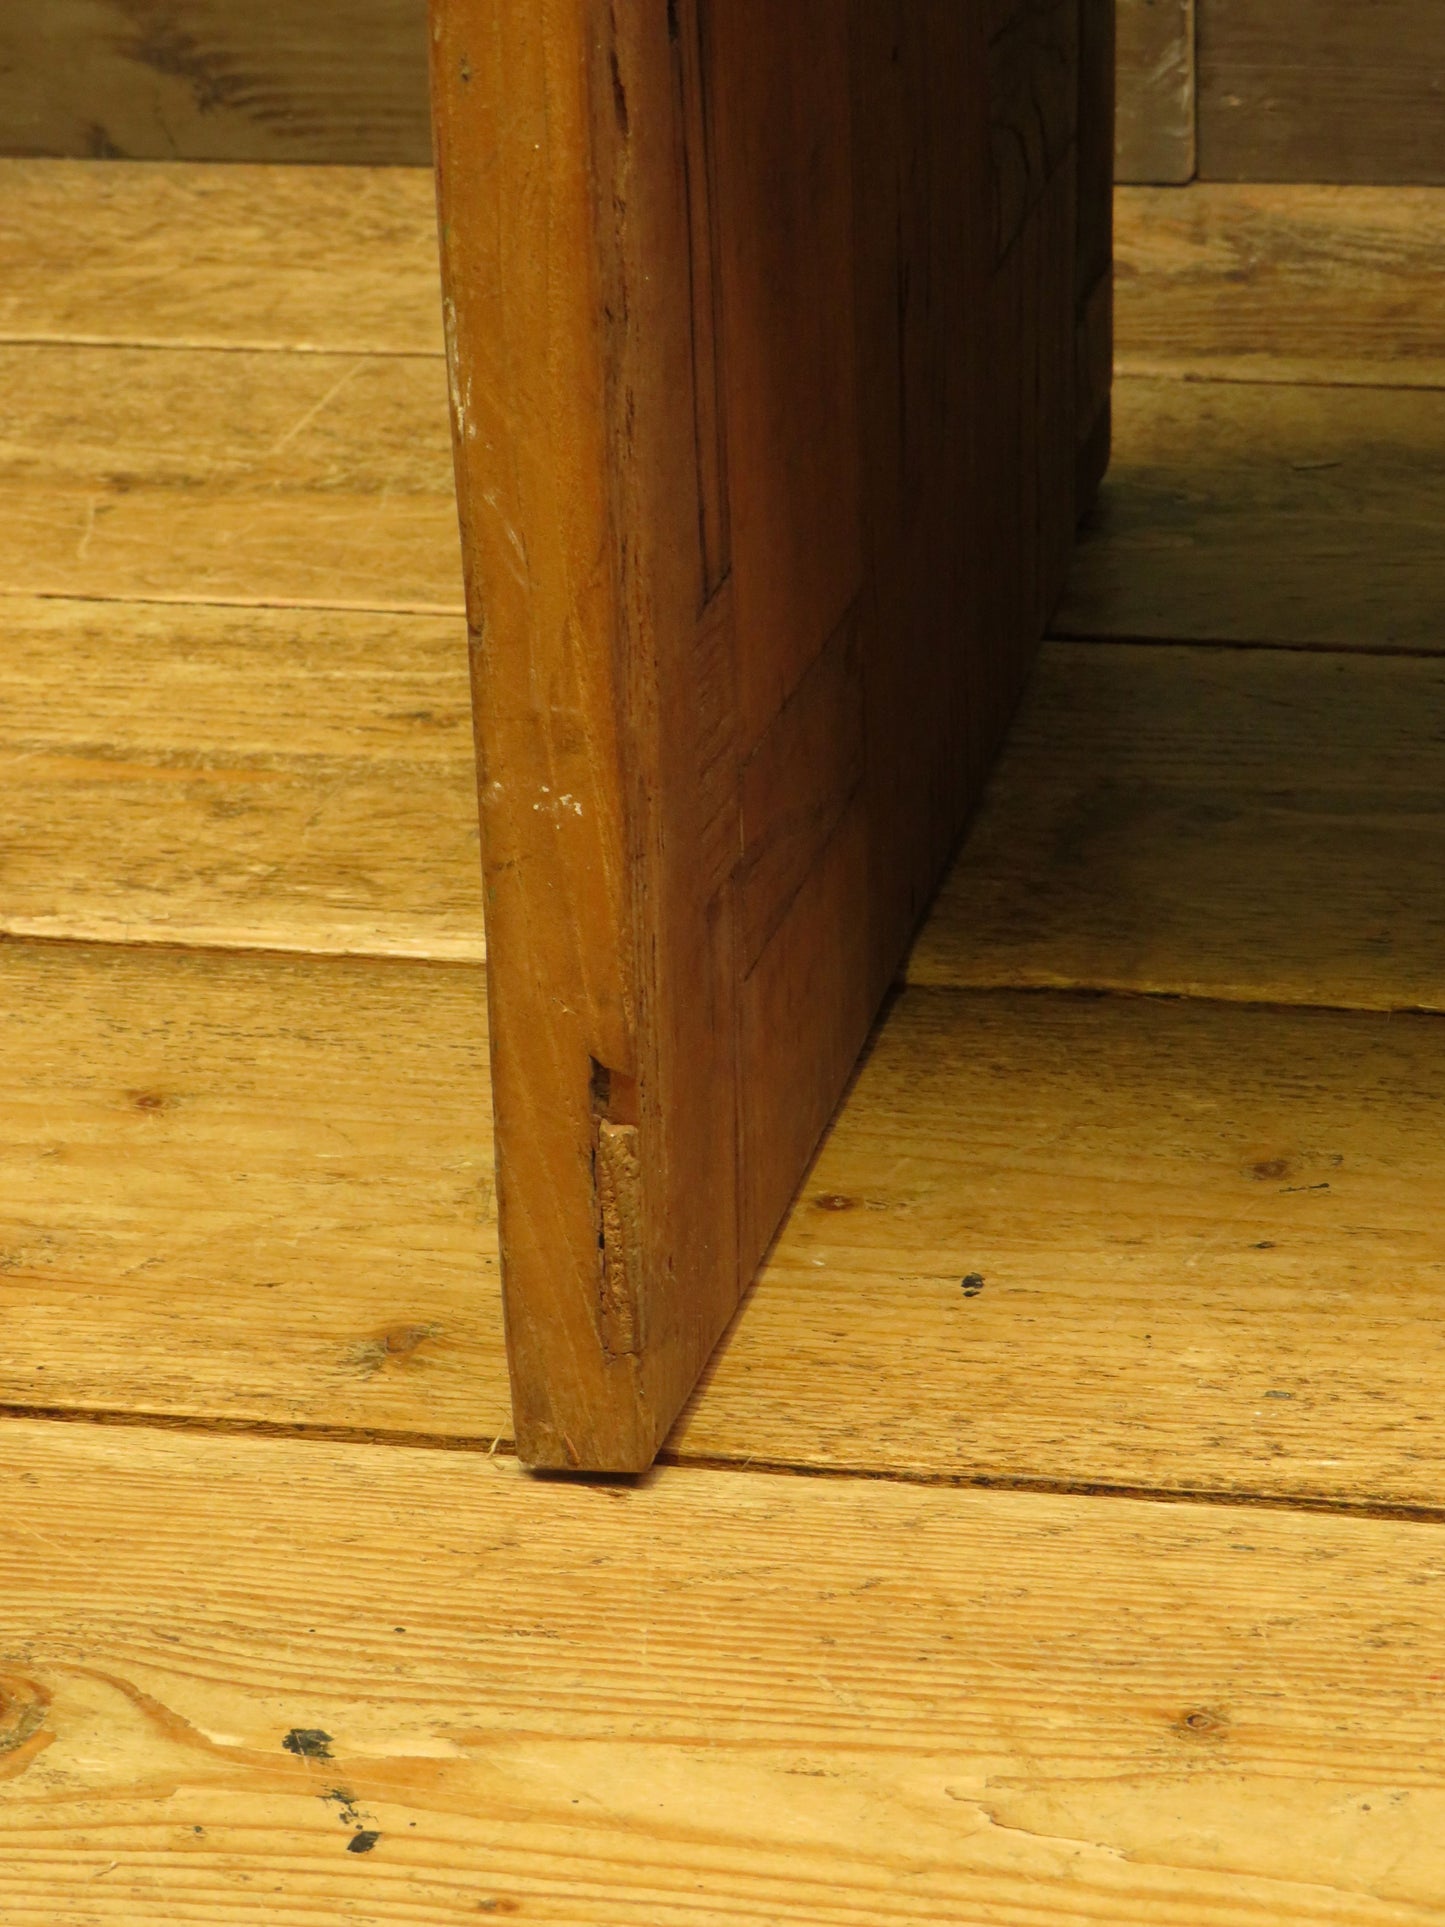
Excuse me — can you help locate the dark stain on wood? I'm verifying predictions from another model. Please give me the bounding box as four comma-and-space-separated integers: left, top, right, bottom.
282, 1727, 334, 1760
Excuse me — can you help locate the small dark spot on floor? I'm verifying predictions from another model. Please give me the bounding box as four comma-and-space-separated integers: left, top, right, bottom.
282, 1728, 333, 1760
813, 1194, 856, 1212
347, 1830, 381, 1855
478, 1901, 521, 1915
1251, 1158, 1290, 1182
1253, 1240, 1276, 1250
961, 1273, 985, 1298
128, 1090, 170, 1113
1265, 1390, 1295, 1401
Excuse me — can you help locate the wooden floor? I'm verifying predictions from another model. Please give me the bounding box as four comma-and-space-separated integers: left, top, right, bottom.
3, 161, 1445, 1919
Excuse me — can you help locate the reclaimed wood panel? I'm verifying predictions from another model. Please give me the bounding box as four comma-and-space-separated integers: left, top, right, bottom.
1115, 183, 1445, 388
1116, 0, 1194, 182
0, 0, 431, 165
0, 941, 507, 1436
0, 342, 460, 610
0, 158, 443, 354
5, 1419, 1445, 1922
1057, 375, 1445, 651
0, 596, 483, 959
1199, 0, 1445, 184
433, 0, 1101, 1469
9, 942, 1445, 1513
911, 642, 1445, 1013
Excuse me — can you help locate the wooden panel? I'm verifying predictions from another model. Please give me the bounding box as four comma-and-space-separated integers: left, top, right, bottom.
1116, 0, 1194, 183
1199, 1, 1445, 184
709, 0, 864, 743
0, 596, 483, 959
0, 941, 506, 1436
0, 0, 431, 164
0, 158, 443, 354
432, 0, 713, 1474
680, 987, 1445, 1511
1076, 0, 1115, 507
433, 1, 1102, 1469
911, 641, 1445, 1011
1116, 183, 1445, 388
7, 1421, 1445, 1922
0, 342, 460, 611
988, 0, 1079, 262
1057, 375, 1445, 652
737, 613, 863, 972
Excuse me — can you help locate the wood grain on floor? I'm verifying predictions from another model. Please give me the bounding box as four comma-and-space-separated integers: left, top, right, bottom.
1116, 183, 1445, 389
9, 939, 1445, 1515
1197, 0, 1445, 186
1057, 375, 1445, 652
0, 597, 482, 958
0, 342, 459, 610
0, 941, 506, 1436
910, 641, 1445, 1012
0, 158, 443, 354
4, 1416, 1445, 1925
0, 0, 432, 166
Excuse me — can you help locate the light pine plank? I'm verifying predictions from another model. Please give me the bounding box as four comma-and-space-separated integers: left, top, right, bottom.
680, 988, 1445, 1510
1116, 183, 1445, 388
10, 940, 1445, 1514
1057, 375, 1445, 651
0, 597, 484, 958
4, 1417, 1445, 1923
0, 341, 460, 610
1116, 0, 1195, 185
0, 942, 507, 1435
908, 641, 1445, 1012
0, 0, 431, 166
0, 159, 444, 354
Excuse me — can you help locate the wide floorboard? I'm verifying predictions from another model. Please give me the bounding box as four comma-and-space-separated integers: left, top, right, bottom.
3, 1417, 1444, 1925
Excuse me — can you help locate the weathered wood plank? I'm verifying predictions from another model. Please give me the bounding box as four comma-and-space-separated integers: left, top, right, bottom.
0, 158, 443, 354
9, 940, 1445, 1514
680, 988, 1445, 1512
0, 342, 460, 610
910, 642, 1445, 1013
1056, 375, 1445, 652
1199, 0, 1445, 184
0, 0, 431, 165
0, 942, 507, 1436
0, 596, 483, 959
5, 1418, 1445, 1922
1115, 183, 1445, 388
1116, 0, 1194, 183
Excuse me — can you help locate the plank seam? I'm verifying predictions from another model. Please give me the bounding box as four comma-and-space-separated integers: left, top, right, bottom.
0, 928, 486, 974
1048, 626, 1445, 662
0, 588, 465, 618
6, 1403, 1445, 1527
0, 333, 446, 358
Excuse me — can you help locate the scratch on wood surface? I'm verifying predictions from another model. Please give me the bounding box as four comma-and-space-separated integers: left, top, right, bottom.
268, 359, 363, 457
